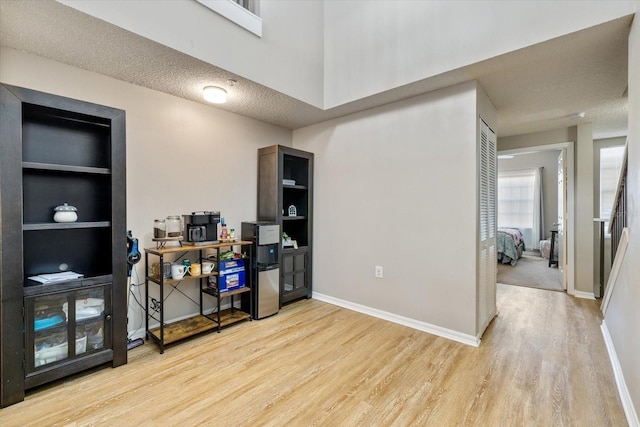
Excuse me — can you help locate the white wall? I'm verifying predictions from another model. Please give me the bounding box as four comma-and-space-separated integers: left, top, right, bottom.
575, 124, 596, 296
604, 4, 640, 422
59, 0, 325, 107
323, 0, 637, 107
0, 47, 292, 332
499, 128, 577, 151
294, 81, 484, 338
59, 1, 636, 110
498, 150, 560, 245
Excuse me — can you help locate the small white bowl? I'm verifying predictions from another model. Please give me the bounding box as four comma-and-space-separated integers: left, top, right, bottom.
53, 203, 78, 223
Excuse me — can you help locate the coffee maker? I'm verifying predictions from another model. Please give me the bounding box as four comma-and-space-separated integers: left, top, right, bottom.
183, 211, 220, 244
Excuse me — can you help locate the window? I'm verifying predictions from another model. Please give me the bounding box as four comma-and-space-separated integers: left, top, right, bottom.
599, 145, 625, 234
232, 0, 259, 15
197, 0, 262, 37
498, 170, 535, 229
498, 169, 542, 249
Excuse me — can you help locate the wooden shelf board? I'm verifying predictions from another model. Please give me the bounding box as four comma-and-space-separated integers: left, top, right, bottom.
149, 315, 216, 345
202, 286, 250, 298
148, 309, 251, 346
147, 272, 218, 285
23, 221, 111, 231
22, 161, 111, 175
282, 246, 308, 253
282, 216, 306, 221
23, 275, 113, 296
205, 308, 251, 328
145, 240, 253, 256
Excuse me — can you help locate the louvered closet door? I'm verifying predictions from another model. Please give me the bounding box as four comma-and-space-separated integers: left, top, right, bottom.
478, 118, 497, 336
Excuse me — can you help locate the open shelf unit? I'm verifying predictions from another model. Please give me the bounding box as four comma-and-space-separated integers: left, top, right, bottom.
257, 145, 313, 305
144, 241, 253, 353
0, 83, 127, 407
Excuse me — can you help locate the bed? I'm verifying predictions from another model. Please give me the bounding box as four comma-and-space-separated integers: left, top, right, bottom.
497, 227, 525, 266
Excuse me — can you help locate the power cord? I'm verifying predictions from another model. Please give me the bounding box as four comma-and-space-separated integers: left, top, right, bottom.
128, 266, 149, 341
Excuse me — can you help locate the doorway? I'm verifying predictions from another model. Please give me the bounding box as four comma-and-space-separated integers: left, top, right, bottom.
496, 142, 575, 295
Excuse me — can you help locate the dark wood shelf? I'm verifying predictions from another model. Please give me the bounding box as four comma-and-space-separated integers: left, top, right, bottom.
282, 216, 306, 221
282, 246, 309, 253
76, 315, 104, 326
283, 184, 307, 190
33, 312, 105, 335
23, 275, 113, 296
23, 221, 111, 231
22, 162, 111, 175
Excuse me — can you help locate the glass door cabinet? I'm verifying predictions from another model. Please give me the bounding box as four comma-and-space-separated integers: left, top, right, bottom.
25, 284, 111, 375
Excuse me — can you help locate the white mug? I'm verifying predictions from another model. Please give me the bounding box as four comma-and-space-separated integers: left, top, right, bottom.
171, 264, 187, 280
202, 262, 214, 274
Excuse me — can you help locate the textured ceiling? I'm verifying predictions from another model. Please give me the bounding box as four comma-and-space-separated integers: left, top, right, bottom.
0, 0, 631, 138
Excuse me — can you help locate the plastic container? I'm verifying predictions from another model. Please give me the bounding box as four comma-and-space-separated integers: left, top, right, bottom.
220, 218, 228, 240
63, 298, 104, 320
34, 334, 87, 367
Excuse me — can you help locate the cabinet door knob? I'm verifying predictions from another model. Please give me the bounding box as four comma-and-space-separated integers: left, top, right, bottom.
105, 314, 112, 321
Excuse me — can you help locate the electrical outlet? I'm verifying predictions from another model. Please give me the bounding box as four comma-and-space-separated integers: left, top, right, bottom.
375, 266, 383, 278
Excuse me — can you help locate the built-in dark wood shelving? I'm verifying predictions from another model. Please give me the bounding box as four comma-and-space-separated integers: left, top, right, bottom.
23, 221, 111, 231
283, 184, 307, 190
258, 145, 313, 305
22, 162, 111, 175
1, 83, 127, 408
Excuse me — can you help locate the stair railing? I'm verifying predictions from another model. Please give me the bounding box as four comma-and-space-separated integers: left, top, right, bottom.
608, 143, 628, 262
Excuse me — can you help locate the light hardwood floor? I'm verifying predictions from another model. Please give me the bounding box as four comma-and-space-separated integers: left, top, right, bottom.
0, 284, 626, 426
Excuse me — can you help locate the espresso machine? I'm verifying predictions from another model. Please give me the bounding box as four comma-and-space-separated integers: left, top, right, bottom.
241, 222, 280, 319
183, 211, 220, 244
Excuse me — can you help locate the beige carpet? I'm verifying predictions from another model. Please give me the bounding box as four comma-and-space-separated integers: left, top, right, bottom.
497, 254, 564, 292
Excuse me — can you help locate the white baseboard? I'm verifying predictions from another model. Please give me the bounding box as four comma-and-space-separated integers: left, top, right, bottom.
312, 292, 480, 347
574, 290, 596, 300
601, 320, 640, 427
477, 310, 498, 341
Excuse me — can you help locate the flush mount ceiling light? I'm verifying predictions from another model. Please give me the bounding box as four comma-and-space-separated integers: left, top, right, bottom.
569, 112, 586, 120
203, 86, 227, 104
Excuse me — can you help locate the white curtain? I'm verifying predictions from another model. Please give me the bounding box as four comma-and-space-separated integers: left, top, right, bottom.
498, 168, 544, 249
